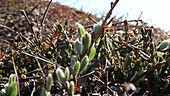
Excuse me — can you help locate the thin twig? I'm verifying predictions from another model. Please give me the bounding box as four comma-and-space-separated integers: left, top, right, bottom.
15, 34, 45, 77
20, 10, 31, 25
22, 51, 64, 69
27, 1, 41, 15
0, 24, 15, 33
84, 25, 93, 29
12, 50, 21, 96
94, 75, 115, 94
20, 76, 41, 81
136, 11, 143, 27
31, 82, 36, 96
79, 70, 95, 79
0, 24, 34, 46
0, 78, 8, 81
89, 16, 97, 23
102, 0, 119, 27
106, 66, 108, 93
0, 24, 46, 77
26, 69, 41, 75
35, 54, 45, 77
2, 21, 46, 77
112, 19, 143, 25
124, 20, 129, 41
20, 10, 39, 44
15, 33, 45, 77
102, 0, 119, 37
107, 16, 116, 25
41, 0, 52, 27
1, 22, 45, 77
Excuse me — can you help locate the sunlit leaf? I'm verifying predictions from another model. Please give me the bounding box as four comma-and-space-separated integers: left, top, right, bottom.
88, 46, 96, 61
82, 32, 91, 51
79, 55, 89, 74
157, 39, 170, 51
75, 22, 85, 37
73, 61, 80, 76
74, 39, 82, 55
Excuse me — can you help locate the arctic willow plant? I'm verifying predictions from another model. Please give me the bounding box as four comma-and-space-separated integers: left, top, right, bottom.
72, 22, 96, 76
56, 22, 96, 95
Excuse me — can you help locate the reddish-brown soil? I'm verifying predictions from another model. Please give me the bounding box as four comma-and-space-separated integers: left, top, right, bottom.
0, 0, 99, 58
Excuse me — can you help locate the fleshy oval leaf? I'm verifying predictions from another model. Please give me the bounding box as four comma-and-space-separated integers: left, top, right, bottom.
41, 87, 48, 96
73, 61, 80, 76
79, 55, 89, 74
65, 67, 70, 81
56, 67, 65, 84
71, 55, 77, 66
46, 73, 53, 92
88, 46, 96, 61
157, 39, 170, 51
74, 39, 82, 55
75, 22, 85, 37
9, 74, 16, 85
6, 82, 17, 96
93, 22, 102, 40
82, 32, 91, 51
68, 81, 75, 95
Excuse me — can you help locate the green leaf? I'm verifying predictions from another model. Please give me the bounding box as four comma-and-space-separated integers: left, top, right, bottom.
93, 22, 102, 34
46, 73, 53, 92
74, 39, 82, 55
57, 24, 63, 33
70, 55, 77, 66
130, 70, 147, 83
75, 22, 85, 37
157, 51, 163, 58
157, 39, 170, 51
93, 22, 102, 41
10, 83, 18, 96
5, 74, 17, 96
6, 83, 18, 96
47, 51, 52, 55
68, 81, 75, 95
79, 55, 89, 74
65, 67, 70, 81
88, 46, 96, 61
41, 87, 49, 96
56, 67, 65, 84
124, 55, 132, 68
9, 74, 16, 85
82, 32, 91, 51
73, 61, 80, 76
5, 86, 10, 96
124, 51, 134, 67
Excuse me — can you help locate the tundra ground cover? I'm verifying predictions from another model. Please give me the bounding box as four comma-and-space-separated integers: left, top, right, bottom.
0, 0, 170, 96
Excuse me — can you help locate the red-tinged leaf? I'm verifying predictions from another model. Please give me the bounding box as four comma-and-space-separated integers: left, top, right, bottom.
154, 62, 162, 69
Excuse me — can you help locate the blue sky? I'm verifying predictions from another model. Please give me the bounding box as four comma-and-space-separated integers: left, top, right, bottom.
54, 0, 170, 31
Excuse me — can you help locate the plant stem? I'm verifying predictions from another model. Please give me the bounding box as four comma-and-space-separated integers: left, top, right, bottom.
41, 0, 52, 27
12, 50, 21, 96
